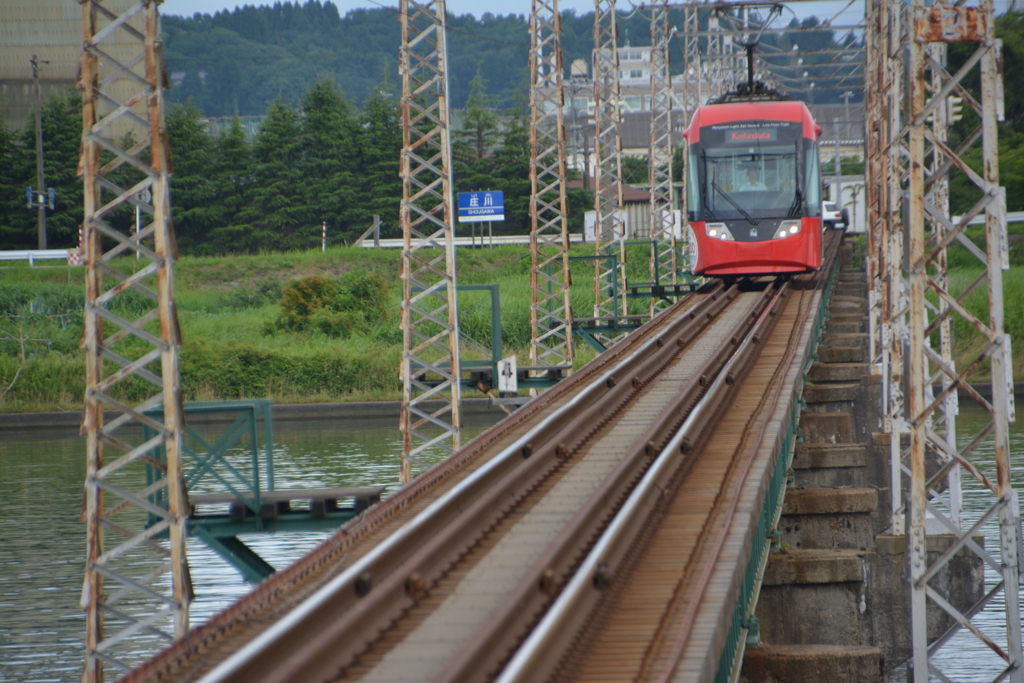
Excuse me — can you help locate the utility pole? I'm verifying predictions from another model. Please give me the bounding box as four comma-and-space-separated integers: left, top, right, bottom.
31, 55, 49, 250
834, 117, 842, 206
840, 89, 854, 124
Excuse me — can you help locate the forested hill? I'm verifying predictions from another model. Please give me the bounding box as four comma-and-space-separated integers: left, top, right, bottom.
162, 2, 620, 115
161, 2, 701, 115
163, 3, 511, 115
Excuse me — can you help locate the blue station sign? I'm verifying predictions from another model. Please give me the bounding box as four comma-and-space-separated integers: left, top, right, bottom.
458, 191, 504, 223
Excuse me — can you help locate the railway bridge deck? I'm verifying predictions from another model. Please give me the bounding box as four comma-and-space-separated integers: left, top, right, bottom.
123, 233, 871, 683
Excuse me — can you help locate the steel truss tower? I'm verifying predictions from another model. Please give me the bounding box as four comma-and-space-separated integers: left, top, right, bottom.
529, 0, 575, 379
678, 3, 701, 276
79, 1, 190, 680
866, 0, 1024, 678
592, 0, 627, 342
398, 0, 461, 484
703, 15, 738, 103
647, 0, 677, 316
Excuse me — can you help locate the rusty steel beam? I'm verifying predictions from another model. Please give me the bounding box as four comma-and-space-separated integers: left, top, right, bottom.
529, 0, 575, 381
894, 0, 1024, 679
648, 0, 677, 317
591, 0, 627, 344
79, 1, 190, 680
398, 0, 462, 484
678, 3, 700, 278
864, 0, 883, 384
884, 0, 909, 537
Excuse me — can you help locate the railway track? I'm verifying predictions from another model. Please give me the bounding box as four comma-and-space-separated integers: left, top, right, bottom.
124, 283, 715, 683
127, 232, 842, 683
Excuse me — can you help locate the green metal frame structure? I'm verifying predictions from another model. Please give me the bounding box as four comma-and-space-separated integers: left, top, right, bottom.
572, 245, 699, 354
411, 284, 567, 396
143, 401, 372, 584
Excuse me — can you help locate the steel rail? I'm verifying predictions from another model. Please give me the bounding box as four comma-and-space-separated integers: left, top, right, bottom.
193, 285, 746, 683
496, 232, 843, 683
121, 285, 714, 683
495, 282, 791, 683
429, 282, 784, 683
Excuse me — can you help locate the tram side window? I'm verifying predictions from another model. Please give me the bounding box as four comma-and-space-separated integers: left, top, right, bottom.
687, 150, 701, 221
805, 146, 821, 215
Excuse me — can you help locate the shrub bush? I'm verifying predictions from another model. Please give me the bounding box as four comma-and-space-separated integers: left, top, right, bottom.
222, 279, 284, 310
272, 270, 391, 337
276, 275, 340, 331
336, 270, 390, 323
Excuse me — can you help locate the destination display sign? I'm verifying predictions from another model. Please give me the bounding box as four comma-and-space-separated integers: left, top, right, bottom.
458, 191, 505, 223
705, 121, 798, 146
714, 125, 779, 144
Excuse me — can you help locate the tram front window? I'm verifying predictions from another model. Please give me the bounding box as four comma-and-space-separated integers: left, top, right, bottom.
704, 146, 797, 215
688, 121, 815, 223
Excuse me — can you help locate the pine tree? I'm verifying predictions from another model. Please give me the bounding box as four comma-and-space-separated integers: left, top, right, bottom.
457, 64, 499, 161
357, 87, 402, 239
300, 79, 360, 246
0, 113, 29, 249
234, 97, 306, 251
489, 108, 531, 232
166, 100, 218, 253
202, 115, 255, 254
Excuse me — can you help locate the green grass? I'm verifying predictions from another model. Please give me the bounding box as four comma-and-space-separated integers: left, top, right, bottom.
0, 244, 646, 412
3, 238, 1022, 413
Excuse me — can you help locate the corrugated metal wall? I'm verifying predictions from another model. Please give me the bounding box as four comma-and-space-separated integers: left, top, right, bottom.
1, 0, 144, 135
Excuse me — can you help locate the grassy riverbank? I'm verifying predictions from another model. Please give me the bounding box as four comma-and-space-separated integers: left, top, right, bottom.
0, 244, 654, 413
2, 238, 1022, 413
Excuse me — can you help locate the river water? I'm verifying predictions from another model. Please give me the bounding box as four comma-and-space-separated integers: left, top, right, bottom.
0, 405, 1021, 682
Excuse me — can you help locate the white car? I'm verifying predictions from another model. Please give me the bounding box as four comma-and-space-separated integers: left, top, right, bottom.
822, 201, 845, 229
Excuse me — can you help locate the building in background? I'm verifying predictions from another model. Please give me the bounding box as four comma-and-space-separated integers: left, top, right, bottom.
1, 0, 142, 133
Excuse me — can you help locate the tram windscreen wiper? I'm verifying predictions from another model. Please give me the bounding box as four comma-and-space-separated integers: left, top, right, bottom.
787, 188, 805, 218
712, 181, 759, 225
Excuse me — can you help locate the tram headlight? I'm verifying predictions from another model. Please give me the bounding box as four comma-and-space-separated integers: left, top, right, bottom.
705, 223, 734, 240
773, 220, 802, 239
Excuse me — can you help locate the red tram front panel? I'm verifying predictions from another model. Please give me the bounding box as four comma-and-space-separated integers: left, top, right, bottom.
684, 100, 823, 277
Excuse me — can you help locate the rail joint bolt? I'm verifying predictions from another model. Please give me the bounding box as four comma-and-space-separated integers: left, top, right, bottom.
355, 571, 373, 597
539, 568, 557, 596
405, 572, 425, 598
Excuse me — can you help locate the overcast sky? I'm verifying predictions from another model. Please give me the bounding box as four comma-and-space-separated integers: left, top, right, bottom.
160, 0, 873, 28
160, 0, 1017, 38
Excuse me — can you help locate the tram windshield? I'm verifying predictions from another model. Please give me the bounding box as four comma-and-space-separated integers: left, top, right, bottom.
687, 120, 820, 223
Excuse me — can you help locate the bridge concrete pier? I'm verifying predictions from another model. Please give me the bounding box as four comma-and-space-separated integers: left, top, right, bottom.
742, 242, 985, 682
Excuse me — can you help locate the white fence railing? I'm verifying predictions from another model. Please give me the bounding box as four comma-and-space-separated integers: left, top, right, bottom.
357, 234, 587, 249
0, 249, 72, 265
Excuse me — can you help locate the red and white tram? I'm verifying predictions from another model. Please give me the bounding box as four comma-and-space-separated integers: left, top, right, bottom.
683, 99, 823, 277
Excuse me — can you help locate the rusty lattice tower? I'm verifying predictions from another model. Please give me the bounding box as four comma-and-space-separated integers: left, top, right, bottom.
398, 0, 461, 484
865, 0, 1024, 678
647, 0, 677, 316
78, 0, 190, 679
529, 0, 575, 381
592, 0, 626, 342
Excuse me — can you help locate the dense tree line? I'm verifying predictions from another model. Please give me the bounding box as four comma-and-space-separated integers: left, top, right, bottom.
947, 12, 1024, 214
161, 0, 861, 117
0, 80, 402, 252
0, 76, 589, 252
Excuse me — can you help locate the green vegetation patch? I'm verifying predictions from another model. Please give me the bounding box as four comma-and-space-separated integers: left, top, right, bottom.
5, 237, 1021, 413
